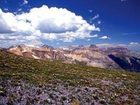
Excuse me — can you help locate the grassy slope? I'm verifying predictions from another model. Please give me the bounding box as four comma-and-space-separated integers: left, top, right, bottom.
0, 51, 140, 84
0, 49, 140, 85
0, 49, 140, 104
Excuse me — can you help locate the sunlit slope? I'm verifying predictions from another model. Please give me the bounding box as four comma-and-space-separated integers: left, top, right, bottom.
0, 49, 140, 85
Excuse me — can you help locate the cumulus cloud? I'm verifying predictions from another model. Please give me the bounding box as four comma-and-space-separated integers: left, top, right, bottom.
99, 36, 111, 39
0, 10, 13, 33
0, 5, 100, 47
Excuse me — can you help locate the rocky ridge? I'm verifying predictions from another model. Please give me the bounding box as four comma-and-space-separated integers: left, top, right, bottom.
7, 44, 140, 72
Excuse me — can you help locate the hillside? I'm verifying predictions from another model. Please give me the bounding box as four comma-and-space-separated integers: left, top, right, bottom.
8, 45, 140, 72
0, 49, 140, 105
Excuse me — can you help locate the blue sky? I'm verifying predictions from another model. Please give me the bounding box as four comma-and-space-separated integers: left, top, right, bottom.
0, 0, 140, 50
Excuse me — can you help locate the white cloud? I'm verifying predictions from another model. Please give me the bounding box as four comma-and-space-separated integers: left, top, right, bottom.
17, 8, 22, 12
90, 14, 100, 24
3, 8, 8, 11
96, 43, 140, 52
89, 10, 93, 13
129, 42, 139, 45
23, 0, 28, 4
92, 34, 98, 38
92, 14, 99, 20
96, 43, 114, 48
98, 21, 101, 24
99, 36, 111, 39
86, 34, 98, 42
96, 43, 127, 48
128, 42, 140, 51
87, 39, 91, 41
0, 10, 13, 33
0, 5, 99, 47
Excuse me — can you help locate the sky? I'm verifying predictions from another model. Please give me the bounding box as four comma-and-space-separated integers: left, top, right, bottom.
0, 0, 140, 51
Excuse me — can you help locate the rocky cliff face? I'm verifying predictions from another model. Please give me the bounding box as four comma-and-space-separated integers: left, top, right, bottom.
105, 47, 140, 72
64, 45, 120, 69
7, 44, 140, 72
8, 45, 67, 60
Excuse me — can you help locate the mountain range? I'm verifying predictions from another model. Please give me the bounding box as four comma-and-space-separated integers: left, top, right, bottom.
6, 44, 140, 72
1, 47, 140, 105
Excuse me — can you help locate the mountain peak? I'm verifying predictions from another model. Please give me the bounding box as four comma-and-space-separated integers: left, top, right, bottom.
41, 45, 54, 49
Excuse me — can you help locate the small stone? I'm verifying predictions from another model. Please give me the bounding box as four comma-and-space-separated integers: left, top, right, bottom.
92, 94, 99, 101
99, 99, 106, 105
0, 90, 7, 97
85, 87, 89, 91
61, 96, 67, 101
7, 100, 13, 105
91, 102, 95, 105
36, 89, 42, 95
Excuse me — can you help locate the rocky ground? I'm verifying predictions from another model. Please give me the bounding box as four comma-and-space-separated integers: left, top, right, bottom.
0, 78, 140, 105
